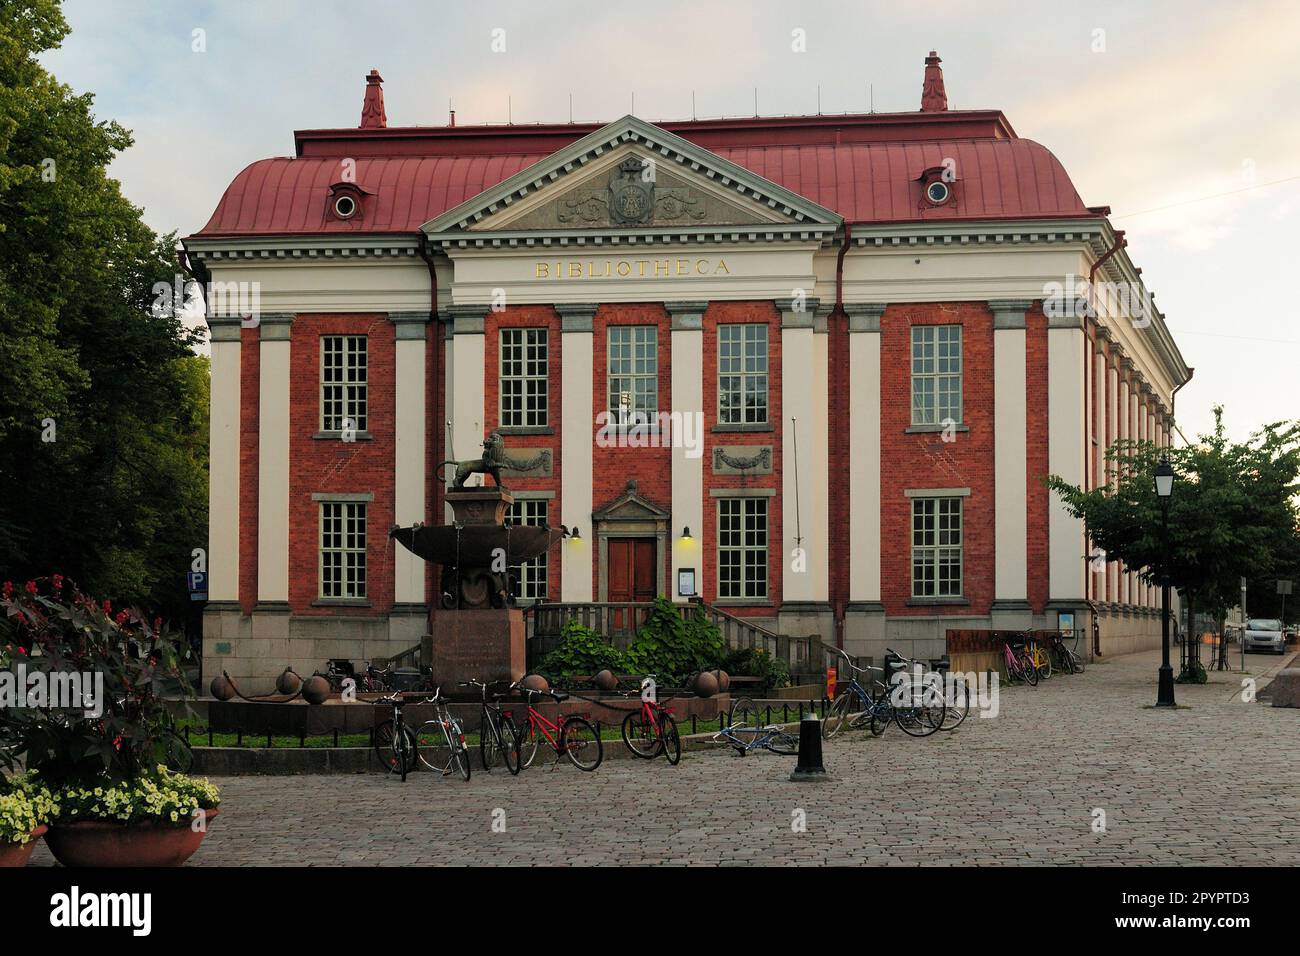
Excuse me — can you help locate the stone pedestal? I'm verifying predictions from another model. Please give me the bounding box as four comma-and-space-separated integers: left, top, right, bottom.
422, 608, 525, 688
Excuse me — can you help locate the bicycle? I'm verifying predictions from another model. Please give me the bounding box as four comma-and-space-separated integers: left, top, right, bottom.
1023, 635, 1052, 680
372, 692, 417, 781
413, 688, 472, 781
713, 698, 801, 755
1002, 638, 1039, 686
461, 678, 521, 774
883, 648, 966, 731
1047, 631, 1085, 674
512, 681, 603, 772
619, 674, 681, 765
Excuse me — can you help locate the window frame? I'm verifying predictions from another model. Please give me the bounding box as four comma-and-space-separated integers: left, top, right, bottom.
606, 325, 659, 425
319, 500, 368, 600
506, 498, 549, 604
717, 323, 769, 425
320, 335, 369, 433
499, 327, 549, 429
910, 324, 962, 427
717, 496, 769, 601
910, 496, 963, 599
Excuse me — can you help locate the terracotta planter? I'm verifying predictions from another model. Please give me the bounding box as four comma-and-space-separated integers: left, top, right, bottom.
0, 824, 49, 868
45, 809, 219, 868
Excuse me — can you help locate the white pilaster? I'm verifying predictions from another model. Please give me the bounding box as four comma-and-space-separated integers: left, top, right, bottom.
846, 306, 883, 603
558, 305, 596, 602
392, 312, 429, 604
447, 306, 486, 469
257, 314, 292, 604
667, 302, 706, 603
779, 298, 827, 603
207, 317, 242, 603
1047, 319, 1086, 604
991, 301, 1030, 606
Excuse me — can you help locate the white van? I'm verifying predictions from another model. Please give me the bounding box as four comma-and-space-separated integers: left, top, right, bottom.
1243, 619, 1286, 655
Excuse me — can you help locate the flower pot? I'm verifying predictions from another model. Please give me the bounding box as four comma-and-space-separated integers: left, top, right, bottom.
45, 809, 219, 868
0, 824, 48, 868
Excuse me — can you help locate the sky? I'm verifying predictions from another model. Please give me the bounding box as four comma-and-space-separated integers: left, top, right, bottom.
38, 0, 1300, 444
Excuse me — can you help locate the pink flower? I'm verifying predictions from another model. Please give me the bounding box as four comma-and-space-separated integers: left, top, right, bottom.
51, 574, 63, 591
102, 599, 112, 614
114, 610, 129, 627
25, 580, 37, 596
2, 581, 11, 598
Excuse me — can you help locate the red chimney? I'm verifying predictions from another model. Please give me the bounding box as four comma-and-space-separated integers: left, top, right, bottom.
920, 51, 948, 112
360, 69, 387, 129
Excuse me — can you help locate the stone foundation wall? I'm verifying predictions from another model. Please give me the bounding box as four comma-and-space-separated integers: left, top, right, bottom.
202, 604, 427, 695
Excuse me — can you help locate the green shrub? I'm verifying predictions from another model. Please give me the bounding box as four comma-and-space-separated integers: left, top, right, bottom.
540, 618, 628, 678
721, 646, 791, 690
625, 597, 724, 683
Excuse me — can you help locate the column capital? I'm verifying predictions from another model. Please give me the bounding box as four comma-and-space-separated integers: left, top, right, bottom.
776, 295, 819, 329
988, 298, 1032, 330
664, 300, 708, 331
555, 302, 598, 332
389, 310, 431, 340
447, 304, 488, 334
844, 302, 886, 333
206, 315, 244, 343
258, 312, 294, 341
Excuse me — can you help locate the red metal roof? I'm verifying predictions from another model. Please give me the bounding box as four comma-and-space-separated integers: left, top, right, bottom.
193, 121, 1089, 237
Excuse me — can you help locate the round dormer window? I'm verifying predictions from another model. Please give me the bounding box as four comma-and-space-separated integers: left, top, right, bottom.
334, 195, 358, 219
925, 180, 951, 205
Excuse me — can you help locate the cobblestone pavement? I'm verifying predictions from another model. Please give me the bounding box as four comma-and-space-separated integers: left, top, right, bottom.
29, 647, 1300, 866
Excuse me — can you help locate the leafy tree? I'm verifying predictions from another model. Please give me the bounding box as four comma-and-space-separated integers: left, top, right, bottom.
0, 0, 207, 620
1048, 407, 1300, 669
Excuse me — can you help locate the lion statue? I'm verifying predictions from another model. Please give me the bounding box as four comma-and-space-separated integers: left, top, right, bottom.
437, 431, 507, 489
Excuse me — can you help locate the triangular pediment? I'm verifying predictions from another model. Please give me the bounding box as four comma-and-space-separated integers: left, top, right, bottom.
592, 480, 671, 523
422, 115, 841, 240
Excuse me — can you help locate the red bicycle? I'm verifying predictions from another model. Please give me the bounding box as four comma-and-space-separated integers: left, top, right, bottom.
620, 674, 681, 764
511, 681, 603, 772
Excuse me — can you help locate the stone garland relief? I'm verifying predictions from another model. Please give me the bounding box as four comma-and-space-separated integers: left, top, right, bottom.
712, 445, 773, 476
522, 155, 765, 230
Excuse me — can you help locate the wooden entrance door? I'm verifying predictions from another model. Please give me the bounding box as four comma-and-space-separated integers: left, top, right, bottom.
607, 537, 656, 638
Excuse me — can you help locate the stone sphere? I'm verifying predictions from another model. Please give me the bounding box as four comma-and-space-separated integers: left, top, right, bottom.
521, 673, 550, 693
593, 669, 618, 693
694, 671, 719, 698
712, 669, 731, 693
209, 675, 235, 701
275, 668, 302, 696
302, 675, 332, 705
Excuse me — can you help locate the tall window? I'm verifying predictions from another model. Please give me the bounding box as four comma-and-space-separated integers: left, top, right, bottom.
911, 497, 962, 598
718, 324, 769, 425
911, 325, 962, 426
718, 497, 768, 600
500, 328, 548, 428
506, 498, 549, 602
607, 326, 658, 424
320, 501, 367, 599
321, 335, 368, 432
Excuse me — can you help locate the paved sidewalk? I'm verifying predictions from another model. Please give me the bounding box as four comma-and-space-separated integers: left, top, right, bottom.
29, 648, 1300, 866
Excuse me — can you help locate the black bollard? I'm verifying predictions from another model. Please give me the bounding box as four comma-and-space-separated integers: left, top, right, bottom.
789, 710, 829, 782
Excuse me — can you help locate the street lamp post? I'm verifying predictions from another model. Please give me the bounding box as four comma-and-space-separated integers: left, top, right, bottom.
1154, 458, 1176, 707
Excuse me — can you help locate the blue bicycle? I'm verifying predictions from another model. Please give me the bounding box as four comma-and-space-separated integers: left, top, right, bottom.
712, 698, 800, 756
823, 649, 946, 738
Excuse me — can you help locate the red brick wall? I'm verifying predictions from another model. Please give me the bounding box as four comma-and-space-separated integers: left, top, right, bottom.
483, 305, 563, 599
879, 302, 996, 617
1026, 303, 1050, 614
700, 301, 783, 613
287, 314, 396, 616
591, 303, 673, 597
238, 326, 260, 614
